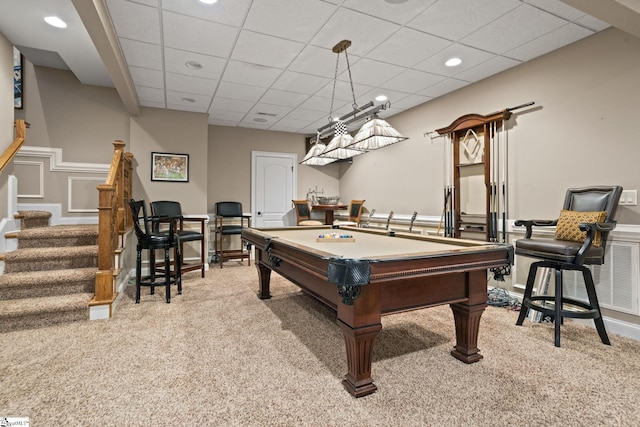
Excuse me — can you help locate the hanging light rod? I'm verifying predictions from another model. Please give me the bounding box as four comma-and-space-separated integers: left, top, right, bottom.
315, 102, 388, 141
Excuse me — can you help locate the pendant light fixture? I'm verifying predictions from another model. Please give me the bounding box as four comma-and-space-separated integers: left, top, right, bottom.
300, 134, 337, 166
300, 40, 408, 165
349, 114, 409, 150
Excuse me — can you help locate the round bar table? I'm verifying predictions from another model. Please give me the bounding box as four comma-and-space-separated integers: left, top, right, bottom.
312, 204, 348, 224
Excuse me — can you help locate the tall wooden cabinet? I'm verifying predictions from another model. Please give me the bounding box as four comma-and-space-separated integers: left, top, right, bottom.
436, 110, 511, 242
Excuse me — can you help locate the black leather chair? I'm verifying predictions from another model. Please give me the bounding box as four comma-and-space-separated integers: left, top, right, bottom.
214, 201, 251, 268
150, 201, 206, 278
515, 186, 623, 347
129, 199, 182, 303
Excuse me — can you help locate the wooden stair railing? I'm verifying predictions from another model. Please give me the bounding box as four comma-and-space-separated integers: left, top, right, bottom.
90, 140, 133, 314
0, 120, 29, 173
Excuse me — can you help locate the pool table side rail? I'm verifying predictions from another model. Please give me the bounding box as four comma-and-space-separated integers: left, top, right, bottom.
242, 227, 513, 284
242, 227, 513, 303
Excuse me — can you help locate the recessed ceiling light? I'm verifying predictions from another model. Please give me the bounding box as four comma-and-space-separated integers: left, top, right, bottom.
185, 61, 202, 70
200, 0, 218, 4
181, 97, 196, 103
445, 57, 462, 67
385, 0, 409, 3
254, 118, 268, 123
375, 95, 388, 102
44, 16, 67, 28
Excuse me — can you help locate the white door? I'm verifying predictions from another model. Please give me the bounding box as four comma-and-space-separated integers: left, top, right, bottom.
252, 151, 297, 227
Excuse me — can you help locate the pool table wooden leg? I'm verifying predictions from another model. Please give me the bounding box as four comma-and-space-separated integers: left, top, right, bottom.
338, 320, 382, 398
449, 302, 486, 363
256, 262, 272, 299
449, 269, 488, 363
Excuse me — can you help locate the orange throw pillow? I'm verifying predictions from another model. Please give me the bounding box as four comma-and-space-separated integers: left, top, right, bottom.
555, 210, 607, 246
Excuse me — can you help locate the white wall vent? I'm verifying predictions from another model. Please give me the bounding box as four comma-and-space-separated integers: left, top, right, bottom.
568, 241, 639, 315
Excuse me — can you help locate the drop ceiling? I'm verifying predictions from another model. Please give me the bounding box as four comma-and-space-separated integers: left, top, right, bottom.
0, 0, 626, 134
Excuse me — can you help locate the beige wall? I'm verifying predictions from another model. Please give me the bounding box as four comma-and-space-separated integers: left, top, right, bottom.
15, 62, 129, 163
339, 27, 640, 225
0, 33, 14, 219
208, 125, 339, 213
130, 107, 209, 215
0, 32, 13, 151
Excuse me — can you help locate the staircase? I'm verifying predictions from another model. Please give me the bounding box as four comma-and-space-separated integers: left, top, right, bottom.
0, 211, 98, 333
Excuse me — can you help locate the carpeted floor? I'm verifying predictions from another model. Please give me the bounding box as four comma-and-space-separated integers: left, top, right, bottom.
1, 264, 639, 426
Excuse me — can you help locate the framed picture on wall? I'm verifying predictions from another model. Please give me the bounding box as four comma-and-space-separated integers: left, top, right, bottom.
151, 152, 189, 182
14, 47, 22, 109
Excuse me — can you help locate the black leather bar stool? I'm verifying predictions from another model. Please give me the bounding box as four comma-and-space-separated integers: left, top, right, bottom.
514, 186, 622, 347
129, 199, 182, 303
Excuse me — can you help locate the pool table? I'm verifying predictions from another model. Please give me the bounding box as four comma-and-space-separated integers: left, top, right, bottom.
241, 225, 513, 397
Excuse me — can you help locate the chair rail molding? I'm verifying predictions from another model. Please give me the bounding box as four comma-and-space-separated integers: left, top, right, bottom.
18, 146, 110, 173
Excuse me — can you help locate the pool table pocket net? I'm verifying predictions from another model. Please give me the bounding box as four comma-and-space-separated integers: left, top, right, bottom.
327, 257, 371, 305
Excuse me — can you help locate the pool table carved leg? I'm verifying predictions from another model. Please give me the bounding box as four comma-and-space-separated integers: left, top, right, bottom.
256, 261, 272, 299
449, 302, 486, 363
338, 320, 382, 398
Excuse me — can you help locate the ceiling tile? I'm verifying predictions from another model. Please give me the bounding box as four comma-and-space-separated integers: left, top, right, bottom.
166, 90, 212, 110
413, 43, 496, 77
408, 0, 521, 41
575, 15, 611, 32
129, 66, 163, 89
221, 60, 282, 87
166, 103, 208, 114
341, 0, 437, 25
460, 4, 567, 54
419, 78, 470, 97
231, 30, 305, 69
389, 94, 434, 110
248, 103, 295, 120
137, 86, 165, 104
106, 0, 160, 44
381, 69, 445, 93
37, 0, 612, 134
209, 97, 255, 114
119, 38, 162, 70
288, 45, 352, 78
244, 0, 337, 42
272, 117, 312, 130
161, 0, 252, 27
215, 81, 267, 102
259, 89, 309, 107
523, 0, 586, 21
505, 23, 593, 61
310, 8, 400, 56
163, 11, 238, 57
315, 79, 373, 103
272, 71, 331, 95
284, 108, 327, 122
209, 109, 247, 122
297, 95, 347, 113
165, 73, 218, 97
164, 48, 227, 80
209, 118, 242, 127
347, 58, 406, 87
453, 55, 521, 82
357, 87, 411, 105
367, 27, 452, 68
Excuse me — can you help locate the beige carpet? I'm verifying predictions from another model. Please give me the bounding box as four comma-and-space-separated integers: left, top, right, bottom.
1, 264, 639, 426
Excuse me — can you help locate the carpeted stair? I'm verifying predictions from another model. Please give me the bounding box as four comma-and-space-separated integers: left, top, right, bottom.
0, 211, 98, 333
